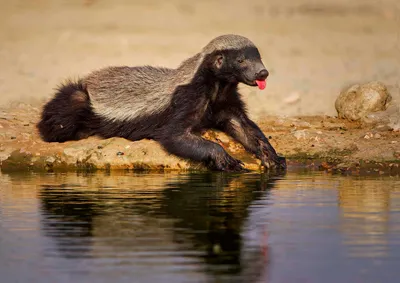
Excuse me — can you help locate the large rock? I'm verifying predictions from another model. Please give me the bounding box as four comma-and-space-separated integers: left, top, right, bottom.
335, 81, 392, 121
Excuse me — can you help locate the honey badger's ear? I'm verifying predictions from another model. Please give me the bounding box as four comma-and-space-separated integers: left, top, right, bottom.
214, 54, 224, 69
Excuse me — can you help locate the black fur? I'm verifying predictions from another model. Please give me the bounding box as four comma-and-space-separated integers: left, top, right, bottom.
37, 36, 286, 172
37, 80, 93, 142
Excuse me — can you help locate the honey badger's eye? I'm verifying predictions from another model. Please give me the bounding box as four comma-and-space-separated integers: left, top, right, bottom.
237, 58, 245, 63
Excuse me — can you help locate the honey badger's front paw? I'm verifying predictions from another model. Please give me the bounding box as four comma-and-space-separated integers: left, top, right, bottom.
209, 154, 247, 172
276, 156, 287, 168
260, 145, 287, 170
262, 155, 286, 170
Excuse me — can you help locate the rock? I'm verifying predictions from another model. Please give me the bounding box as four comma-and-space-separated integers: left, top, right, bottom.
45, 156, 56, 163
320, 162, 333, 170
1, 102, 399, 173
0, 150, 13, 162
22, 133, 31, 140
215, 133, 231, 144
336, 163, 350, 170
335, 81, 392, 121
292, 129, 309, 140
284, 92, 301, 104
363, 133, 373, 139
63, 146, 89, 163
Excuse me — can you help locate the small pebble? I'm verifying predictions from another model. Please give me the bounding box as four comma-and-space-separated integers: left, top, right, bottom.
364, 133, 373, 139
374, 133, 381, 139
46, 156, 56, 163
10, 136, 16, 140
284, 92, 300, 104
212, 244, 222, 254
116, 151, 124, 156
97, 145, 103, 149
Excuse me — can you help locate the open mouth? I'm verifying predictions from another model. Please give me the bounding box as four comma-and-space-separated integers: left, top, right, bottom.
255, 80, 266, 90
242, 78, 267, 90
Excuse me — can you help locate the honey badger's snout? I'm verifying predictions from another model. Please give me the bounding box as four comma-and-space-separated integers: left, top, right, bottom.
256, 69, 269, 81
250, 61, 269, 81
249, 62, 269, 90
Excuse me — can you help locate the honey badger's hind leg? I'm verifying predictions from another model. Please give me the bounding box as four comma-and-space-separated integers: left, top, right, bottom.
37, 80, 93, 143
157, 132, 246, 172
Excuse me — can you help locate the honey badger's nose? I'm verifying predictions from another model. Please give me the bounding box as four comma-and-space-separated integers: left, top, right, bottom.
256, 69, 269, 80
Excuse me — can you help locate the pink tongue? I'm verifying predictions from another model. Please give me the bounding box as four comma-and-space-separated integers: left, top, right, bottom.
256, 80, 266, 90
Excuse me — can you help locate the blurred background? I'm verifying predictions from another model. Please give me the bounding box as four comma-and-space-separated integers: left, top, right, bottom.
0, 0, 398, 118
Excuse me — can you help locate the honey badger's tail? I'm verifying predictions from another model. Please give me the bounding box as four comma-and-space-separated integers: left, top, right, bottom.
37, 80, 94, 142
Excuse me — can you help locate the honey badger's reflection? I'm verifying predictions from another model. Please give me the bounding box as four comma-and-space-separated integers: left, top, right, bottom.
39, 172, 282, 279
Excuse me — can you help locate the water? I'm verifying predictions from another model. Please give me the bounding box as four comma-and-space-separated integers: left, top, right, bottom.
0, 171, 399, 283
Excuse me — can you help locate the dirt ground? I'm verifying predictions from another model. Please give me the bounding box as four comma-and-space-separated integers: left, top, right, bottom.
0, 0, 399, 117
0, 0, 399, 174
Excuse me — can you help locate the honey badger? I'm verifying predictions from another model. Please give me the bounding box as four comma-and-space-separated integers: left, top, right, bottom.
37, 34, 286, 171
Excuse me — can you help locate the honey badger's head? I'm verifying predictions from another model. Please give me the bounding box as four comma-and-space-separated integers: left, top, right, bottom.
203, 34, 269, 89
